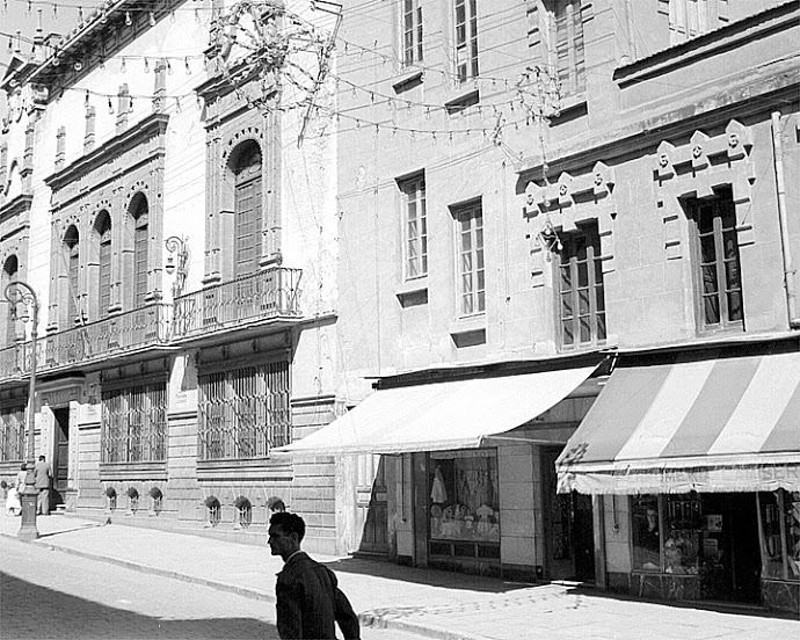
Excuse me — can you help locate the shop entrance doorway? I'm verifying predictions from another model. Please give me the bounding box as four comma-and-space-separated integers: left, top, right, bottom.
700, 493, 761, 603
542, 447, 595, 582
51, 408, 70, 511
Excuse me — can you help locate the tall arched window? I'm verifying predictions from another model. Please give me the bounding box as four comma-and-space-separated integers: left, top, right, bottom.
94, 211, 112, 319
233, 142, 262, 278
129, 195, 149, 307
2, 255, 18, 346
63, 226, 80, 325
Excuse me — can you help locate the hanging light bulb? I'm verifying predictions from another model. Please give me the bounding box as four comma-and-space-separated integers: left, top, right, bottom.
108, 96, 114, 114
144, 58, 149, 72
149, 12, 156, 27
166, 60, 172, 74
184, 57, 191, 75
125, 11, 132, 26
120, 57, 126, 72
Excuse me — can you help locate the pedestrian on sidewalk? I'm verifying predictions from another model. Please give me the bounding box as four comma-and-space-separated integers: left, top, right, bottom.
34, 455, 51, 516
268, 512, 360, 640
4, 478, 21, 516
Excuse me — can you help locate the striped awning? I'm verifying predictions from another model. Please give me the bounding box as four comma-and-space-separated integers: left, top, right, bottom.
557, 350, 800, 494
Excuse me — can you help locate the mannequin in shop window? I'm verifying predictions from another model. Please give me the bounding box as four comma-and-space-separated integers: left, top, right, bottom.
639, 507, 660, 570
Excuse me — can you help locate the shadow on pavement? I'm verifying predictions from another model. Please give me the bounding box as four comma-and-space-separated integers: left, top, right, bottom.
0, 573, 278, 639
570, 584, 799, 621
325, 556, 533, 594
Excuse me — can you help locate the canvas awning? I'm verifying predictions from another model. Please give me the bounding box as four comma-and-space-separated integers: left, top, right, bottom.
277, 365, 599, 456
556, 350, 800, 495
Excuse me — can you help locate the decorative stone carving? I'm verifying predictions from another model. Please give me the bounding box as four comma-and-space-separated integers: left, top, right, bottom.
652, 119, 756, 257
522, 162, 618, 287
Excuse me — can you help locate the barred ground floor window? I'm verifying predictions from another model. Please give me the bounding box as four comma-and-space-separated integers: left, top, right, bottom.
101, 380, 167, 463
0, 405, 25, 462
198, 360, 291, 461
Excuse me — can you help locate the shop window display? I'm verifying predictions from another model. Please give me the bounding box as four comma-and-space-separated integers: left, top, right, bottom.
631, 495, 661, 571
759, 490, 800, 581
429, 451, 499, 544
663, 494, 701, 575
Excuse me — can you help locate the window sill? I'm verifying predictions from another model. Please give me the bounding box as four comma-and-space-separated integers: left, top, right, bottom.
196, 457, 292, 482
450, 315, 487, 348
393, 68, 424, 93
445, 89, 480, 115
396, 278, 429, 307
100, 461, 168, 481
551, 93, 588, 124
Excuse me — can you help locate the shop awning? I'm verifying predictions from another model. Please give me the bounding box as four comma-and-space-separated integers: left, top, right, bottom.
556, 350, 800, 495
278, 365, 599, 455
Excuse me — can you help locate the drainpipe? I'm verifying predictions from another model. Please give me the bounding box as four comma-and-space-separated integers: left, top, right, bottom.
771, 111, 800, 329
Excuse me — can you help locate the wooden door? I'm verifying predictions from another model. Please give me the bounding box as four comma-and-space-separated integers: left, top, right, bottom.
356, 454, 388, 555
52, 408, 70, 509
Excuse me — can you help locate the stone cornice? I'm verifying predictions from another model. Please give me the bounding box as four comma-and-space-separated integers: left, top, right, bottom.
614, 0, 798, 87
0, 193, 33, 223
517, 73, 797, 180
44, 112, 169, 194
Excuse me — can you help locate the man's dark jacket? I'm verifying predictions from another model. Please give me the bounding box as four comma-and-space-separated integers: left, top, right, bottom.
275, 551, 360, 639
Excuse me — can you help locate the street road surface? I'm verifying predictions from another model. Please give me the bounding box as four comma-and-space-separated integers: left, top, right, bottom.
0, 536, 421, 640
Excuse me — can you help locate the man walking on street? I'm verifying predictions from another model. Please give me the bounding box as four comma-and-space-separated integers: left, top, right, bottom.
34, 455, 51, 516
268, 512, 360, 640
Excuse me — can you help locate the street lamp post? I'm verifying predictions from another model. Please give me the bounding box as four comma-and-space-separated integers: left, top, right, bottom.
164, 235, 189, 298
4, 280, 40, 541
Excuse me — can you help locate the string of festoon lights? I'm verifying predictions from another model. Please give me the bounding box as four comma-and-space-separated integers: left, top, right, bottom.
3, 0, 545, 90
44, 83, 537, 143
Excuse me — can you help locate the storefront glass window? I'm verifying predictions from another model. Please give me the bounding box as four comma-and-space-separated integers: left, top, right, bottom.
631, 495, 661, 572
663, 494, 701, 575
429, 450, 499, 543
759, 491, 784, 579
787, 492, 800, 580
759, 490, 800, 581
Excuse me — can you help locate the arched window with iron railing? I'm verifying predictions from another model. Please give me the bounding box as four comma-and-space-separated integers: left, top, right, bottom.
129, 194, 149, 308
63, 225, 80, 326
93, 211, 112, 319
232, 141, 262, 279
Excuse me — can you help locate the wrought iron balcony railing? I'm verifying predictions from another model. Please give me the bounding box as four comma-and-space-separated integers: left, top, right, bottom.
0, 303, 172, 381
40, 303, 173, 373
0, 268, 302, 381
172, 267, 302, 339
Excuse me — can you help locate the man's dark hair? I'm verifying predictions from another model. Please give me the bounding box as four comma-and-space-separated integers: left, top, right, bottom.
38, 455, 45, 461
270, 511, 305, 543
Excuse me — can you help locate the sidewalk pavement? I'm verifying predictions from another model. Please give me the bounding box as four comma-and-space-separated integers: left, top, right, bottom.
1, 513, 797, 640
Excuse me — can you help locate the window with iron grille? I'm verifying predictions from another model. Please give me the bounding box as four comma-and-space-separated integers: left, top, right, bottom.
198, 360, 291, 461
101, 380, 167, 464
234, 144, 262, 279
402, 0, 424, 65
0, 406, 25, 462
546, 0, 585, 95
557, 222, 606, 349
400, 173, 427, 280
454, 201, 484, 316
686, 188, 743, 331
454, 0, 478, 82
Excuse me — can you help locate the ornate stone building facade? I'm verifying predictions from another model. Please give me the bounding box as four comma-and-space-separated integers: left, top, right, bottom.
0, 0, 346, 554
